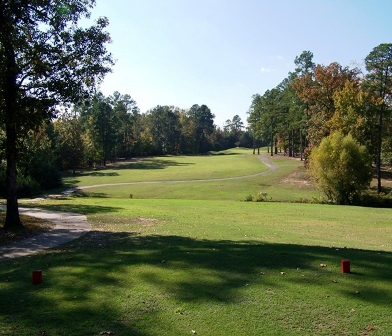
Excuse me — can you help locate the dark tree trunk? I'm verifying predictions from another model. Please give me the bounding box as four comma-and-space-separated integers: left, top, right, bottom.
291, 129, 295, 157
5, 123, 22, 229
376, 113, 383, 193
3, 29, 22, 229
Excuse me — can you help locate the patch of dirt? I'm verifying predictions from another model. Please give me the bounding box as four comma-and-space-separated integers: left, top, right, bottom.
131, 217, 158, 227
281, 170, 313, 188
0, 213, 55, 246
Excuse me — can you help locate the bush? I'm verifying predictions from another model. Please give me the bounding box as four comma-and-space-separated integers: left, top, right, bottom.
0, 163, 40, 198
28, 156, 62, 190
308, 131, 373, 205
0, 160, 62, 198
244, 192, 270, 202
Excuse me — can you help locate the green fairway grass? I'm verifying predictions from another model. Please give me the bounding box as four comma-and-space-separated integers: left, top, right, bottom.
63, 148, 269, 188
1, 149, 392, 335
65, 148, 318, 202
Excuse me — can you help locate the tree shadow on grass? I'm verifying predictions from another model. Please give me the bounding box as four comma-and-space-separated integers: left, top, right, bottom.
28, 202, 123, 215
209, 152, 244, 156
78, 158, 195, 174
81, 171, 120, 177
1, 233, 391, 335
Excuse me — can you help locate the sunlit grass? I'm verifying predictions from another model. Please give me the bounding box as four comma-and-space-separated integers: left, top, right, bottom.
65, 149, 318, 202
63, 148, 268, 188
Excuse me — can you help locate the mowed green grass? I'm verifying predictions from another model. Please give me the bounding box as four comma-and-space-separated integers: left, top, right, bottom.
63, 148, 268, 188
67, 148, 318, 202
1, 149, 392, 335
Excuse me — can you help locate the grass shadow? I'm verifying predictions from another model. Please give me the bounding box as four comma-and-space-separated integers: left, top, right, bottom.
24, 203, 123, 215
81, 172, 120, 177
72, 191, 108, 198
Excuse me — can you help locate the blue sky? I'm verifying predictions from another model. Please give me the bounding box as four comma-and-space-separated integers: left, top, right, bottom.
88, 0, 392, 127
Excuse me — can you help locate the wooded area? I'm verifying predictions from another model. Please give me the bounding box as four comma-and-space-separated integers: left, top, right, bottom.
247, 46, 392, 195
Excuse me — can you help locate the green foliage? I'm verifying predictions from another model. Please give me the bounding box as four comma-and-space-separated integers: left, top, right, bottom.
0, 0, 114, 228
0, 164, 39, 197
244, 191, 270, 202
186, 104, 215, 154
244, 194, 253, 201
53, 113, 86, 171
309, 132, 373, 205
145, 105, 182, 155
364, 43, 392, 192
0, 127, 62, 197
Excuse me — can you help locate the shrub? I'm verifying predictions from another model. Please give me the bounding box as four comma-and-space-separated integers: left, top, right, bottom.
244, 192, 270, 202
244, 194, 253, 202
308, 131, 373, 205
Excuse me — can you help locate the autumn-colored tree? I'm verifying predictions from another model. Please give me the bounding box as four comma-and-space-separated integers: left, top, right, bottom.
292, 62, 359, 148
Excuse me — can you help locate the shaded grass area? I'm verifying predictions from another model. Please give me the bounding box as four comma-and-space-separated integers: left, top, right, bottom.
1, 230, 391, 335
0, 212, 54, 246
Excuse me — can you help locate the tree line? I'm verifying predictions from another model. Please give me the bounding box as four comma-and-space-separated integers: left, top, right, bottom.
0, 91, 250, 197
247, 44, 392, 195
52, 94, 249, 170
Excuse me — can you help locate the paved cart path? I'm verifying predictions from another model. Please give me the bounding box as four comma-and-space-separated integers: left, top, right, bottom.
0, 206, 91, 261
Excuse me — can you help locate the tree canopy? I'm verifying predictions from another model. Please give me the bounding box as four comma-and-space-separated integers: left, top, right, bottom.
0, 0, 114, 229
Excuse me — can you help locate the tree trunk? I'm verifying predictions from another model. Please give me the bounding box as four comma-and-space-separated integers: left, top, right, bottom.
376, 113, 383, 193
5, 121, 22, 229
3, 29, 22, 229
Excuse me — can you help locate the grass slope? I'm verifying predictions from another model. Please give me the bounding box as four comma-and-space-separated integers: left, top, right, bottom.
1, 149, 392, 335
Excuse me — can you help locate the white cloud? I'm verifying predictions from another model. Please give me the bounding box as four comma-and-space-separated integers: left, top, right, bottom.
270, 55, 284, 61
260, 67, 274, 73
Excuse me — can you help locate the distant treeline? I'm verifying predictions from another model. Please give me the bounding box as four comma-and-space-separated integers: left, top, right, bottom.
0, 92, 252, 196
